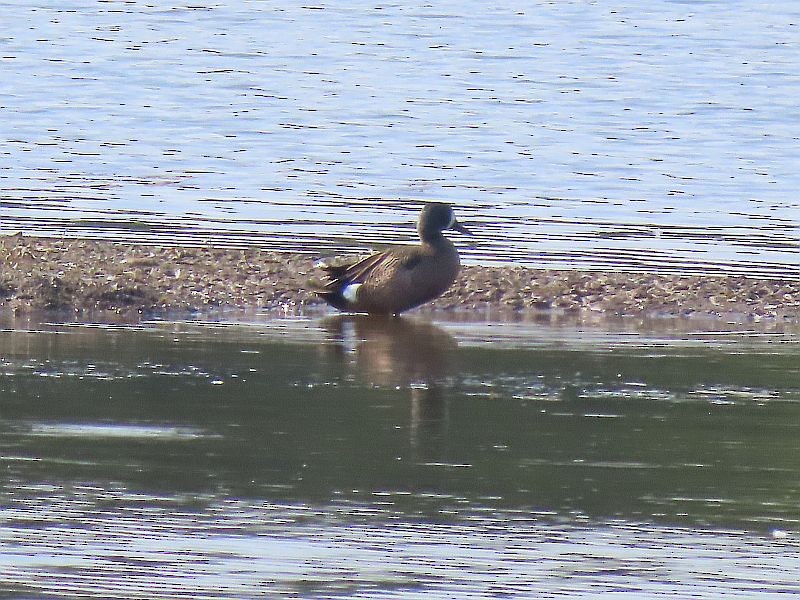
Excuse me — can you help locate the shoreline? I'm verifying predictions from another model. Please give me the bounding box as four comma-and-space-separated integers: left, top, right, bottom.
1, 235, 798, 322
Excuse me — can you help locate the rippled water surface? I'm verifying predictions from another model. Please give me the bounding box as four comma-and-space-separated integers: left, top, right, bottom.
1, 1, 798, 277
1, 314, 799, 597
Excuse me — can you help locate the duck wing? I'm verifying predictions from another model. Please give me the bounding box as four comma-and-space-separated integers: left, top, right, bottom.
321, 249, 417, 290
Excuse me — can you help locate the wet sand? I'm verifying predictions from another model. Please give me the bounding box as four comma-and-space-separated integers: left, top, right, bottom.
1, 234, 798, 321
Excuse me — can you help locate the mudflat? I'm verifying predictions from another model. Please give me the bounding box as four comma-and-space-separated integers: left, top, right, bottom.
1, 235, 797, 321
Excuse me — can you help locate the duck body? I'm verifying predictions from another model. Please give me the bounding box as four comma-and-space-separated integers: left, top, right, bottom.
316, 203, 470, 315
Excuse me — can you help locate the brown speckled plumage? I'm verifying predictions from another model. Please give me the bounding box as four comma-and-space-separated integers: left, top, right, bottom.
316, 203, 471, 315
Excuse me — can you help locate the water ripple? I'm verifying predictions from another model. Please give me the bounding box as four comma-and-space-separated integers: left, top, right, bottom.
0, 1, 797, 277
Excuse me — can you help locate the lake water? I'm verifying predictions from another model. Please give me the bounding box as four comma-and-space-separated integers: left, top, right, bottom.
2, 5, 799, 593
1, 314, 799, 597
1, 1, 798, 278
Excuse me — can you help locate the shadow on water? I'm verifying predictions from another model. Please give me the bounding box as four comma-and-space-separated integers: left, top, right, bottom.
320, 315, 457, 455
1, 315, 799, 596
319, 314, 457, 387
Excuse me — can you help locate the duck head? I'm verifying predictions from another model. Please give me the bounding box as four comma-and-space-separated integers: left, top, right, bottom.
418, 202, 472, 241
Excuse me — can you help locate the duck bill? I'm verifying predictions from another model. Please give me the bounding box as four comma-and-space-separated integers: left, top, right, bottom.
451, 220, 473, 236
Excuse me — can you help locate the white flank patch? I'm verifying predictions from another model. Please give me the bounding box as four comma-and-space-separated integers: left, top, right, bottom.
342, 283, 361, 302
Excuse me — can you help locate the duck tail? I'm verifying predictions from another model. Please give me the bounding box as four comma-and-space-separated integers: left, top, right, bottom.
307, 272, 350, 310
315, 290, 350, 311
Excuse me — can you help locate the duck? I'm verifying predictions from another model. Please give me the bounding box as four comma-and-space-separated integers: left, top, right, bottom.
314, 202, 472, 315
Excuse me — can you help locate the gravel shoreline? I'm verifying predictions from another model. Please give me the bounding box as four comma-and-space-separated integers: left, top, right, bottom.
1, 235, 798, 321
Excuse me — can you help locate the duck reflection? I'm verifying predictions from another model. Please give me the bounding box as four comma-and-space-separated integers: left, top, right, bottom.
320, 315, 457, 450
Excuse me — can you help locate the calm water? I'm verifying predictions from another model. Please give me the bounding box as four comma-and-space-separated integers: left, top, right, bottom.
1, 314, 799, 597
1, 1, 798, 277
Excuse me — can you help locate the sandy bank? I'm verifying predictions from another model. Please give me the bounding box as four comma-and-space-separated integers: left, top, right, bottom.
1, 235, 797, 321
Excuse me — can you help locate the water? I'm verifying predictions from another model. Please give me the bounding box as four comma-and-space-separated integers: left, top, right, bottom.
1, 314, 799, 597
1, 1, 798, 277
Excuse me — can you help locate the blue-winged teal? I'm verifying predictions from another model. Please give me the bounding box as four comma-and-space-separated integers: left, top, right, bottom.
315, 203, 471, 315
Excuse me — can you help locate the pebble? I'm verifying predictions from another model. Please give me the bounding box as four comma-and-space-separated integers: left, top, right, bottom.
0, 234, 798, 321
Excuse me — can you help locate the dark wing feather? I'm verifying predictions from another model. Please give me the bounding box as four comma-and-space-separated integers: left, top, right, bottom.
319, 263, 350, 280
321, 249, 418, 291
341, 252, 392, 284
